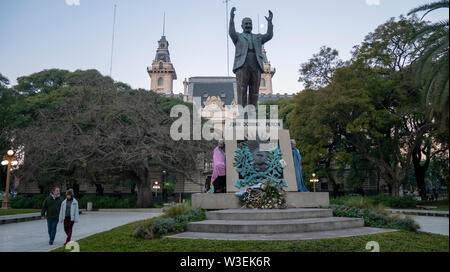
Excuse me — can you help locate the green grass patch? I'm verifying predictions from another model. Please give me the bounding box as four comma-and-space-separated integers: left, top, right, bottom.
52, 221, 449, 252
0, 209, 40, 216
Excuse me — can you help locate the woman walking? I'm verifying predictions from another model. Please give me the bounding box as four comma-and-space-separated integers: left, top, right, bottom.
59, 189, 79, 245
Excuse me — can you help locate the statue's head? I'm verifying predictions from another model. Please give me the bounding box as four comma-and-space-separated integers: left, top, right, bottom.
241, 17, 253, 33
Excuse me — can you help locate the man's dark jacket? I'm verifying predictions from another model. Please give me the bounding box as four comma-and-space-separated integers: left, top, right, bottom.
229, 19, 273, 73
41, 194, 62, 219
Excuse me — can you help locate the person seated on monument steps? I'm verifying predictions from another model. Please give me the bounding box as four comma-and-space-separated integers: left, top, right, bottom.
210, 139, 226, 194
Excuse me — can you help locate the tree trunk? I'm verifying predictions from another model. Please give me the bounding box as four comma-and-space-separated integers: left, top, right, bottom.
95, 184, 104, 196
324, 163, 339, 198
135, 167, 154, 208
412, 142, 431, 200
414, 166, 427, 200
390, 183, 400, 197
136, 181, 153, 208
381, 171, 401, 197
376, 170, 381, 195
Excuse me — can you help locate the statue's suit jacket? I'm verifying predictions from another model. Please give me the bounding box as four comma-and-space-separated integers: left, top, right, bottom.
229, 20, 273, 74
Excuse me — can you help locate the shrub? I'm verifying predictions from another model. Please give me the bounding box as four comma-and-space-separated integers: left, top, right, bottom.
133, 207, 206, 240
133, 226, 154, 240
330, 205, 419, 232
152, 218, 177, 234
331, 195, 418, 209
11, 194, 48, 209
11, 194, 139, 209
330, 196, 389, 215
162, 201, 191, 218
389, 217, 420, 232
78, 195, 137, 209
370, 195, 418, 208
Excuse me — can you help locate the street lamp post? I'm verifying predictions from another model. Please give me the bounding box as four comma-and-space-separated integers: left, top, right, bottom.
310, 173, 319, 193
152, 181, 161, 197
162, 170, 167, 202
2, 150, 18, 210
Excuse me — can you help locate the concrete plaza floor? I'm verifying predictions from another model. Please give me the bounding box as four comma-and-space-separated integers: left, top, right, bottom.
0, 211, 161, 252
412, 215, 449, 236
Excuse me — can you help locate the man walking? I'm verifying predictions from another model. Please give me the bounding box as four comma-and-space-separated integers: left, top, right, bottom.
41, 187, 62, 245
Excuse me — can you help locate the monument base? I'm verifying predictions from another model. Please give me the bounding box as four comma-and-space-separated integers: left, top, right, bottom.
192, 192, 330, 210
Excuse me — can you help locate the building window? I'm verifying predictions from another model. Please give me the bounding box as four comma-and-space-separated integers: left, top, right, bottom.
261, 78, 266, 87
159, 62, 163, 69
158, 77, 164, 86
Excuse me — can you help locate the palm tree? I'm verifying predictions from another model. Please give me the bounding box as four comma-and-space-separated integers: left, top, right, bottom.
409, 0, 449, 128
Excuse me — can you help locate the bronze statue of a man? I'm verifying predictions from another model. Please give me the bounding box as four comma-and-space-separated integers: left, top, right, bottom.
229, 7, 273, 108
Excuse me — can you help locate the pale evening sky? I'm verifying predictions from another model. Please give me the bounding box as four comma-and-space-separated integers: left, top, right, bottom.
0, 0, 448, 94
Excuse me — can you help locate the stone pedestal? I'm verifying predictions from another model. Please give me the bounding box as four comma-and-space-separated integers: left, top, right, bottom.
225, 128, 297, 193
192, 192, 330, 210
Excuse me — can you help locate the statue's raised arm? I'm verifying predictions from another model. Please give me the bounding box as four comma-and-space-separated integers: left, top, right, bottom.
229, 7, 274, 107
229, 7, 238, 44
262, 10, 273, 44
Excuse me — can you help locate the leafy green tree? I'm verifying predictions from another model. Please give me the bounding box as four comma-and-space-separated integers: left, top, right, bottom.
289, 17, 437, 197
298, 46, 344, 90
0, 73, 9, 88
0, 73, 13, 190
16, 69, 70, 95
261, 98, 296, 129
408, 0, 449, 128
347, 17, 434, 196
288, 87, 353, 196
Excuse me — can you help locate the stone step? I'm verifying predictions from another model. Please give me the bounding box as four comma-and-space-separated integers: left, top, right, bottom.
206, 208, 333, 221
168, 227, 397, 241
187, 217, 364, 234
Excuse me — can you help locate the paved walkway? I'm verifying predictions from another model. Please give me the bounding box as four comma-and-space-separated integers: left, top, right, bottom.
389, 209, 449, 217
0, 212, 161, 252
412, 215, 449, 236
0, 212, 41, 222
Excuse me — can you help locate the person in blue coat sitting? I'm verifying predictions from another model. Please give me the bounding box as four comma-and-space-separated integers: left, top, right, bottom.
291, 139, 309, 192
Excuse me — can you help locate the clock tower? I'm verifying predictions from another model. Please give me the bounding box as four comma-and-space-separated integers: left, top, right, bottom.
259, 45, 276, 95
147, 35, 177, 94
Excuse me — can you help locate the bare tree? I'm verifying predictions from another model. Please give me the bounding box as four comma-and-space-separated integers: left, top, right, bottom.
12, 86, 212, 207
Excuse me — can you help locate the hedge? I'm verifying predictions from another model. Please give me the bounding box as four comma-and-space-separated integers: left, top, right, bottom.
11, 194, 138, 209
331, 205, 419, 232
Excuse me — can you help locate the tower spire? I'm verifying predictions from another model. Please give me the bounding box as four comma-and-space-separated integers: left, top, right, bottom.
163, 12, 166, 36
147, 15, 177, 95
